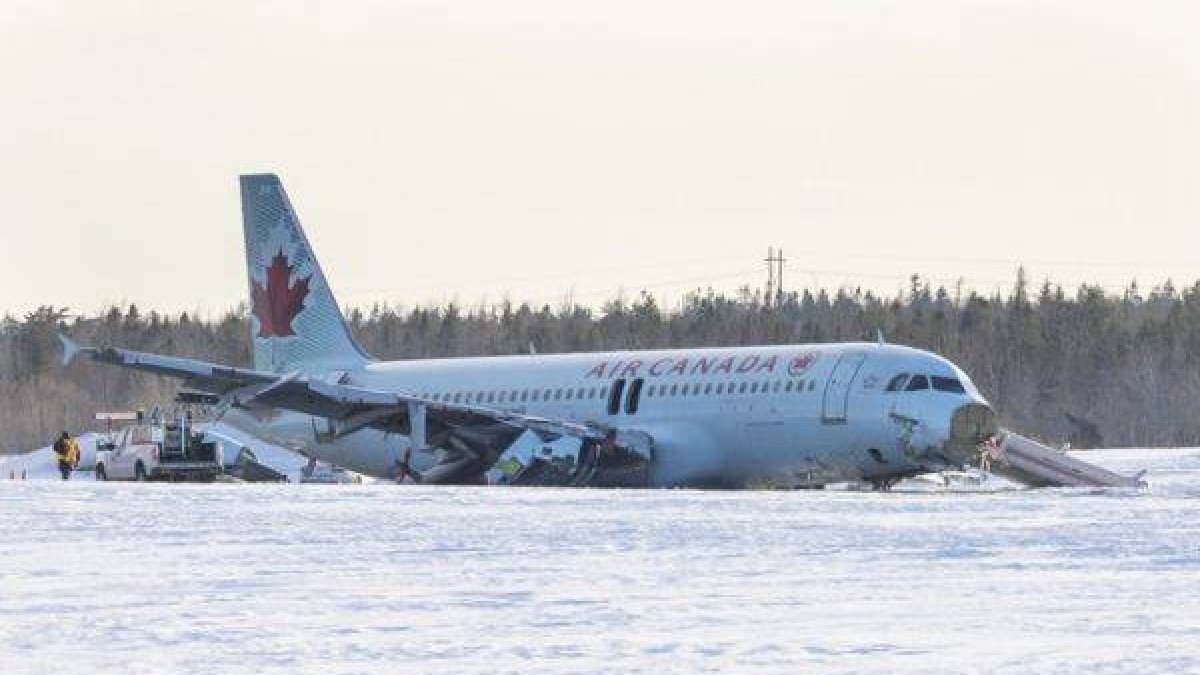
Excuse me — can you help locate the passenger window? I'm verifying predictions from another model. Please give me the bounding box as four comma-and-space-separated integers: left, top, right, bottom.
646, 385, 655, 397
808, 380, 816, 391
749, 382, 758, 394
739, 382, 748, 394
564, 389, 573, 400
670, 384, 678, 396
704, 383, 713, 395
554, 389, 563, 400
785, 380, 794, 392
932, 376, 966, 394
905, 375, 929, 391
577, 388, 586, 398
885, 374, 909, 392
715, 383, 724, 394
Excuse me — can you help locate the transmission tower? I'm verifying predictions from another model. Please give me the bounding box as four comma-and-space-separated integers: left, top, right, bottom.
764, 247, 786, 307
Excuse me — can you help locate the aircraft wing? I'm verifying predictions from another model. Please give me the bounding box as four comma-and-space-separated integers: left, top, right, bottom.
59, 335, 620, 447
59, 335, 276, 394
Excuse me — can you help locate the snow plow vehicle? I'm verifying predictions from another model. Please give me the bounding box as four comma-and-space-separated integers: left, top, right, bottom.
94, 409, 224, 482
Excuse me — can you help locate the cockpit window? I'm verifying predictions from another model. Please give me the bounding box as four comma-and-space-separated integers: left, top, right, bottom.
885, 374, 909, 392
905, 374, 929, 391
931, 376, 966, 394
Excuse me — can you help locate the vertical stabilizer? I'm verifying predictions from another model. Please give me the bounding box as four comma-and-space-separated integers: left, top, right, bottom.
240, 174, 370, 372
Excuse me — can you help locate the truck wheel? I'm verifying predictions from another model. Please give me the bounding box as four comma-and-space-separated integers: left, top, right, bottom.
135, 462, 148, 482
96, 464, 107, 481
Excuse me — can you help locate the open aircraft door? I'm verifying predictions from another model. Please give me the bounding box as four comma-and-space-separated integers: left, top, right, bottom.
822, 352, 866, 423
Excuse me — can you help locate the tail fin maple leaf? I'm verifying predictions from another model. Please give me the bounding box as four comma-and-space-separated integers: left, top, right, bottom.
251, 249, 311, 338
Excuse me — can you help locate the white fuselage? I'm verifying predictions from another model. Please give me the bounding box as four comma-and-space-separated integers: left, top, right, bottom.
224, 342, 993, 487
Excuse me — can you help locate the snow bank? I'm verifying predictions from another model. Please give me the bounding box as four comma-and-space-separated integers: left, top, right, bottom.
0, 425, 310, 482
0, 433, 103, 479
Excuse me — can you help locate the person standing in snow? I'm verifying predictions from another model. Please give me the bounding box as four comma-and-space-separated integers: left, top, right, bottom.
52, 431, 80, 480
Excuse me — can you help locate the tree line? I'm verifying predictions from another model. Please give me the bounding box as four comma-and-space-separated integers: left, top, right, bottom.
4, 270, 1200, 452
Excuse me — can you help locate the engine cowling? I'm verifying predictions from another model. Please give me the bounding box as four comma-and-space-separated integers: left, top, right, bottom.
484, 428, 653, 487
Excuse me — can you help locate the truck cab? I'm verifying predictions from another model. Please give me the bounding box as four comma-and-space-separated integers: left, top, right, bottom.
94, 421, 160, 481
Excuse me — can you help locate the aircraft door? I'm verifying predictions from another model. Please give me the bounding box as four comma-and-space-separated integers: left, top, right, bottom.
608, 379, 626, 416
822, 352, 867, 423
625, 378, 644, 414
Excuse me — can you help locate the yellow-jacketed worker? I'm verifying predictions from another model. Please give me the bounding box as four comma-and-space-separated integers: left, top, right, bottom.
52, 432, 80, 481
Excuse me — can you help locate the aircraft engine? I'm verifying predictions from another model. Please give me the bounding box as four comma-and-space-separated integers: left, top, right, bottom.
484, 428, 653, 487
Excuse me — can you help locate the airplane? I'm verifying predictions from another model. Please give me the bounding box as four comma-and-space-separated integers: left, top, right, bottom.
60, 174, 999, 489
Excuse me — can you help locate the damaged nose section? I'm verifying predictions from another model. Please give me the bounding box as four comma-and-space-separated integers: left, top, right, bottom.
946, 403, 999, 462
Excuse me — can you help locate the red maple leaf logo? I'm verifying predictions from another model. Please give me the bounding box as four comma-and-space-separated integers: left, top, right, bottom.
251, 249, 311, 338
788, 353, 817, 376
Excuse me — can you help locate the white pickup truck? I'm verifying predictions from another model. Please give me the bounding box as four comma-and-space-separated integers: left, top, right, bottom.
95, 415, 223, 482
94, 422, 158, 481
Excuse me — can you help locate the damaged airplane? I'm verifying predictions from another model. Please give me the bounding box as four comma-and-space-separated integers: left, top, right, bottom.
62, 174, 1005, 488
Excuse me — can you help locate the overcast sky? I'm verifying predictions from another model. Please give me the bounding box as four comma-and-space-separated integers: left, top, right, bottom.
2, 0, 1198, 316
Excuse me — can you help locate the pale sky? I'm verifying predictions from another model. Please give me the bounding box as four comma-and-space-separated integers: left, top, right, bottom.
2, 0, 1199, 317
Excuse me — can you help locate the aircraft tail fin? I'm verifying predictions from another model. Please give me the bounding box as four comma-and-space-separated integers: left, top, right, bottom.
239, 174, 370, 373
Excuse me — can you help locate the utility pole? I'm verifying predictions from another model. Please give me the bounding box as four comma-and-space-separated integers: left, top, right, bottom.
764, 247, 786, 307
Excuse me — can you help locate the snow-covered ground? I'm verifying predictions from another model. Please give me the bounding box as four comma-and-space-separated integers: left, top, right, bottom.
0, 449, 1198, 674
